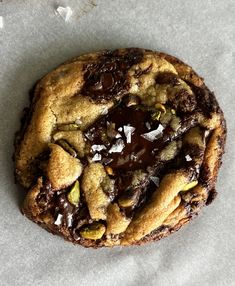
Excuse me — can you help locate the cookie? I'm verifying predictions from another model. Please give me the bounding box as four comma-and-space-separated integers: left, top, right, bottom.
14, 48, 226, 247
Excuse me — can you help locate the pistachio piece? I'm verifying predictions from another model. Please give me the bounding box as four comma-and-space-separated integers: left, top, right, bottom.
182, 180, 198, 191
67, 180, 80, 206
118, 188, 140, 208
152, 103, 167, 121
80, 222, 106, 240
171, 109, 176, 114
105, 166, 114, 176
57, 123, 79, 131
57, 139, 77, 157
151, 110, 161, 121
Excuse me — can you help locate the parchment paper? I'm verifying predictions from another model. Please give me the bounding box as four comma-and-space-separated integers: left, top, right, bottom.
0, 1, 234, 285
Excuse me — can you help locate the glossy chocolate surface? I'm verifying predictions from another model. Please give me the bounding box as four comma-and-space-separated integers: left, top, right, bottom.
81, 49, 144, 101
85, 102, 165, 171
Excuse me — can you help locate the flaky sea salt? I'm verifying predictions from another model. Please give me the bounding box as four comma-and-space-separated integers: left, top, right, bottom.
130, 153, 137, 161
118, 127, 123, 132
67, 214, 73, 228
150, 176, 160, 187
141, 124, 164, 142
56, 6, 73, 22
115, 133, 122, 139
91, 144, 106, 152
185, 155, 192, 161
54, 214, 63, 226
91, 153, 102, 161
109, 139, 125, 153
0, 17, 3, 29
123, 125, 135, 143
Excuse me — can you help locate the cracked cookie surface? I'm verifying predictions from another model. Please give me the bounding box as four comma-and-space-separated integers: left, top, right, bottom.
14, 48, 226, 247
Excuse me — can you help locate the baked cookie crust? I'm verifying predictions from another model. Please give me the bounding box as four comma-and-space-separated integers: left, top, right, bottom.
14, 48, 226, 247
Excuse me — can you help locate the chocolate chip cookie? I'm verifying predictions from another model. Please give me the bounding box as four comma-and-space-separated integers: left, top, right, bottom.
14, 48, 226, 247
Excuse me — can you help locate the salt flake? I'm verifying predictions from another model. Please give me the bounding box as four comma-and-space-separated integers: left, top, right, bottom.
150, 176, 159, 187
67, 214, 73, 227
54, 214, 63, 226
130, 153, 137, 161
91, 144, 106, 152
109, 139, 125, 153
115, 133, 122, 138
56, 6, 73, 22
123, 125, 135, 143
118, 127, 123, 132
141, 124, 164, 142
0, 17, 3, 29
185, 155, 192, 162
91, 153, 102, 162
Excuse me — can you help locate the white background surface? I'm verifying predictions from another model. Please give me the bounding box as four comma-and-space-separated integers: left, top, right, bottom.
0, 1, 235, 285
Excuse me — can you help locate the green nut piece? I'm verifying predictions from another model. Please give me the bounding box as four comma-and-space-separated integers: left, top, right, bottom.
151, 103, 166, 121
67, 181, 80, 206
182, 180, 198, 191
80, 222, 106, 240
57, 123, 80, 131
57, 139, 77, 157
151, 110, 161, 121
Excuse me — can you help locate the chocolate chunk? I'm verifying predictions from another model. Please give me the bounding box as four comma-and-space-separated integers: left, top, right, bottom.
55, 193, 75, 227
85, 104, 165, 171
81, 49, 144, 101
36, 180, 54, 209
155, 72, 180, 86
101, 73, 115, 90
134, 64, 153, 78
169, 89, 197, 113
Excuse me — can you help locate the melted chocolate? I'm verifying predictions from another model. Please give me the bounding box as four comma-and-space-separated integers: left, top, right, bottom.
134, 64, 153, 78
81, 49, 144, 101
86, 103, 165, 171
36, 179, 54, 209
155, 72, 180, 86
187, 82, 220, 117
55, 194, 75, 228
